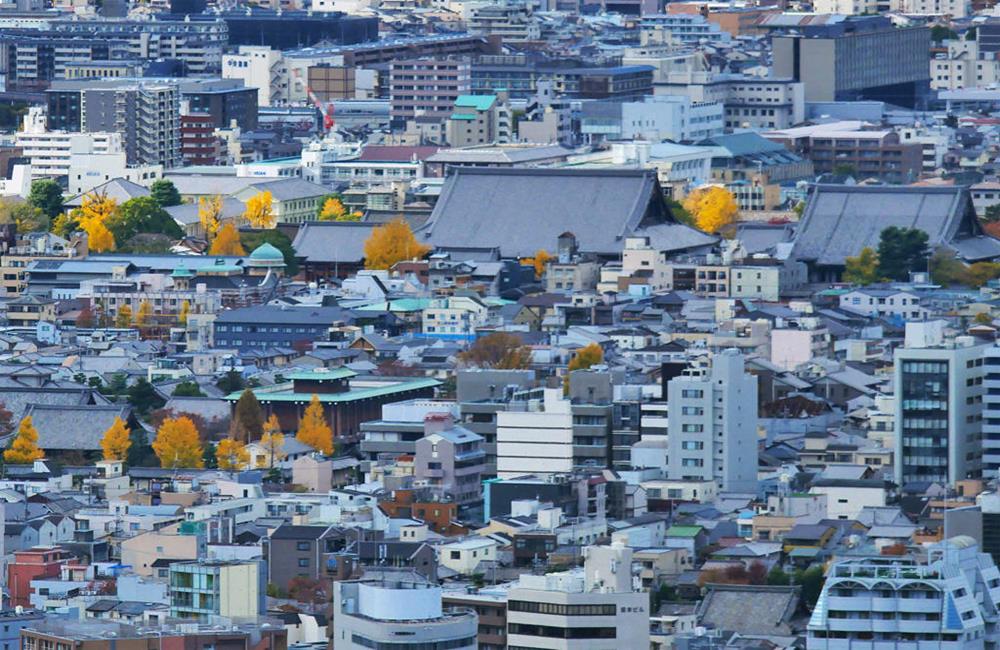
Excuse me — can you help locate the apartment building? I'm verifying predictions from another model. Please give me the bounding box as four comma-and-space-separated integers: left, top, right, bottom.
666, 349, 758, 492
807, 538, 1000, 649
506, 544, 650, 649
932, 38, 1000, 90
169, 559, 265, 621
15, 107, 121, 180
580, 94, 724, 143
979, 345, 1000, 480
466, 1, 542, 43
414, 414, 486, 508
894, 324, 987, 486
0, 34, 130, 90
765, 122, 923, 183
640, 14, 732, 44
446, 94, 513, 147
389, 57, 472, 124
656, 72, 805, 130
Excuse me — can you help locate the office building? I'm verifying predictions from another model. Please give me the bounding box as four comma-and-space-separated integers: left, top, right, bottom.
640, 14, 732, 44
472, 56, 654, 100
655, 72, 805, 130
332, 573, 478, 650
47, 79, 181, 168
772, 17, 931, 107
390, 57, 472, 124
0, 33, 131, 90
807, 537, 1000, 649
980, 345, 1000, 479
580, 94, 724, 143
168, 559, 265, 622
211, 10, 377, 49
446, 94, 513, 146
895, 323, 987, 486
506, 543, 650, 649
15, 107, 122, 180
666, 349, 758, 492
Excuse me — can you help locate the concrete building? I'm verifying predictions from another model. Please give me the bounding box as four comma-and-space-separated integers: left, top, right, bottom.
390, 57, 471, 125
666, 349, 758, 492
979, 345, 1000, 480
580, 94, 724, 143
807, 537, 1000, 649
414, 414, 486, 508
506, 543, 650, 649
466, 1, 541, 43
446, 94, 512, 147
15, 107, 121, 181
332, 574, 478, 649
932, 37, 999, 90
655, 72, 805, 130
640, 13, 732, 44
895, 324, 987, 486
772, 17, 931, 107
496, 387, 575, 479
168, 559, 265, 622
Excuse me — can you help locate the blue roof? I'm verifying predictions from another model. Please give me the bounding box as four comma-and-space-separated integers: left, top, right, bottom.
454, 95, 496, 111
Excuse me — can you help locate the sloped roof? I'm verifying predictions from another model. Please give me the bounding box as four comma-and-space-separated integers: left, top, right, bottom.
792, 184, 1000, 266
64, 179, 150, 208
696, 584, 801, 636
23, 403, 131, 451
292, 222, 379, 264
417, 167, 715, 258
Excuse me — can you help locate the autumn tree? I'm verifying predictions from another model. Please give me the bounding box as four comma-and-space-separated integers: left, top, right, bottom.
363, 218, 430, 270
930, 248, 967, 286
135, 300, 153, 329
77, 306, 95, 329
198, 195, 224, 240
258, 414, 285, 469
459, 332, 531, 369
152, 416, 204, 469
317, 195, 361, 222
682, 186, 738, 234
231, 388, 265, 442
100, 416, 131, 461
568, 343, 604, 372
520, 249, 552, 279
76, 191, 118, 252
843, 247, 880, 285
115, 304, 133, 329
296, 394, 333, 455
4, 416, 43, 464
178, 300, 190, 326
209, 222, 246, 255
216, 437, 249, 471
243, 190, 275, 229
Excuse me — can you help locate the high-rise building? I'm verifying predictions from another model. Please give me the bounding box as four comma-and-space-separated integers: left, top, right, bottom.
666, 349, 758, 492
389, 57, 472, 125
807, 537, 1000, 649
894, 324, 987, 486
981, 345, 1000, 479
506, 543, 650, 649
772, 16, 931, 108
332, 573, 478, 649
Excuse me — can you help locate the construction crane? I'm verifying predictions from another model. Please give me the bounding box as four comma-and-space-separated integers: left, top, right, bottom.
292, 68, 335, 134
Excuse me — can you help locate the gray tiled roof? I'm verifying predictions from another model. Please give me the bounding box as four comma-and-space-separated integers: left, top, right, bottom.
291, 222, 379, 264
417, 167, 716, 258
22, 403, 131, 451
792, 184, 1000, 266
696, 584, 800, 636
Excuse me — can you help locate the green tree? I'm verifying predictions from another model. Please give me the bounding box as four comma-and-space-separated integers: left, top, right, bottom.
877, 226, 930, 281
843, 246, 880, 285
0, 199, 48, 233
127, 378, 165, 417
930, 247, 967, 286
27, 179, 63, 219
931, 25, 958, 42
240, 229, 300, 275
766, 565, 792, 586
172, 381, 204, 397
832, 163, 857, 178
794, 566, 826, 610
985, 204, 1000, 222
202, 442, 218, 469
231, 388, 265, 442
217, 369, 245, 394
149, 179, 182, 207
126, 427, 156, 467
107, 196, 182, 245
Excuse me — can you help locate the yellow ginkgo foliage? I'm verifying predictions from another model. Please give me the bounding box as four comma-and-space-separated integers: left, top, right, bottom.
520, 249, 552, 279
216, 437, 249, 471
258, 414, 285, 469
198, 195, 223, 240
209, 222, 246, 256
100, 416, 131, 461
152, 416, 204, 469
318, 196, 361, 222
3, 416, 43, 464
77, 191, 118, 252
243, 191, 275, 229
363, 218, 430, 270
296, 394, 333, 456
682, 186, 738, 235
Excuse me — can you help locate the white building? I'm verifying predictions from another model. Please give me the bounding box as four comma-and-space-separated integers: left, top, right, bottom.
223, 46, 288, 107
931, 38, 995, 90
16, 107, 121, 180
68, 142, 162, 195
895, 322, 987, 485
332, 575, 478, 650
496, 388, 574, 479
666, 349, 758, 492
839, 289, 928, 321
581, 95, 724, 144
506, 543, 650, 649
422, 295, 490, 339
656, 71, 805, 131
807, 537, 1000, 649
770, 319, 830, 370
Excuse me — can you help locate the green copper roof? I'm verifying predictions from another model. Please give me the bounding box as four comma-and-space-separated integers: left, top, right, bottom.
666, 525, 703, 538
454, 95, 496, 111
248, 242, 285, 262
450, 113, 477, 121
224, 377, 440, 403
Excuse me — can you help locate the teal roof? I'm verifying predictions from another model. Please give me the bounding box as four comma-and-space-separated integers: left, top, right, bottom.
450, 113, 477, 121
789, 547, 822, 558
171, 265, 193, 278
666, 525, 702, 538
454, 95, 496, 111
224, 377, 440, 403
248, 242, 284, 262
354, 298, 432, 313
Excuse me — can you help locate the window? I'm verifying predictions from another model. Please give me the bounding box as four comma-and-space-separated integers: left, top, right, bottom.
298, 558, 309, 568
296, 541, 310, 551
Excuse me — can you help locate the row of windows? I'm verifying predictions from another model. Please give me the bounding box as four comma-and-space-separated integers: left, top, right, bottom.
507, 600, 615, 616
507, 624, 615, 639
350, 635, 475, 650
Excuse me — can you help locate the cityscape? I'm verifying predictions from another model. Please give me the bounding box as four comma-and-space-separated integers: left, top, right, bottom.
0, 0, 996, 648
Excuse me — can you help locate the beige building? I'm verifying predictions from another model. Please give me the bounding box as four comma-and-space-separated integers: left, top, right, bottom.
120, 525, 201, 578
931, 39, 998, 90
445, 93, 512, 147
169, 559, 263, 621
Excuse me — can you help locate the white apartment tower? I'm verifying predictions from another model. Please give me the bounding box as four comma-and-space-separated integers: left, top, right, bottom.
666, 348, 758, 492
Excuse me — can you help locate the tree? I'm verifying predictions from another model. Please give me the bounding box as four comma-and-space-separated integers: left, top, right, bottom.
965, 262, 1000, 288
520, 249, 552, 279
931, 24, 958, 42
459, 332, 532, 369
27, 179, 63, 219
152, 416, 204, 469
198, 195, 223, 240
568, 343, 604, 373
0, 401, 14, 436
127, 378, 165, 417
296, 394, 333, 455
178, 300, 190, 327
240, 229, 299, 275
747, 560, 768, 585
243, 190, 275, 229
287, 576, 327, 604
76, 306, 95, 329
100, 416, 132, 461
215, 437, 249, 471
172, 381, 204, 397
149, 179, 181, 207
232, 388, 265, 442
0, 199, 48, 233
4, 416, 43, 464
766, 565, 791, 586
975, 311, 994, 325
114, 305, 133, 329
135, 300, 153, 329
832, 163, 857, 177
930, 247, 967, 286
843, 247, 880, 285
107, 196, 182, 244
877, 226, 930, 281
682, 186, 738, 234
126, 427, 156, 467
985, 204, 1000, 222
209, 222, 246, 255
259, 415, 285, 469
217, 369, 245, 393
363, 218, 431, 270
317, 195, 360, 221
794, 566, 826, 609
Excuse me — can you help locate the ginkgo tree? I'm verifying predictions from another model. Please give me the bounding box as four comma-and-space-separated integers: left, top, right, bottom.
243, 191, 275, 229
4, 416, 43, 464
209, 222, 246, 256
216, 438, 249, 471
100, 416, 131, 461
198, 195, 223, 240
76, 191, 118, 252
296, 394, 333, 456
318, 195, 361, 222
258, 414, 285, 469
152, 416, 204, 469
682, 186, 738, 235
363, 218, 430, 270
